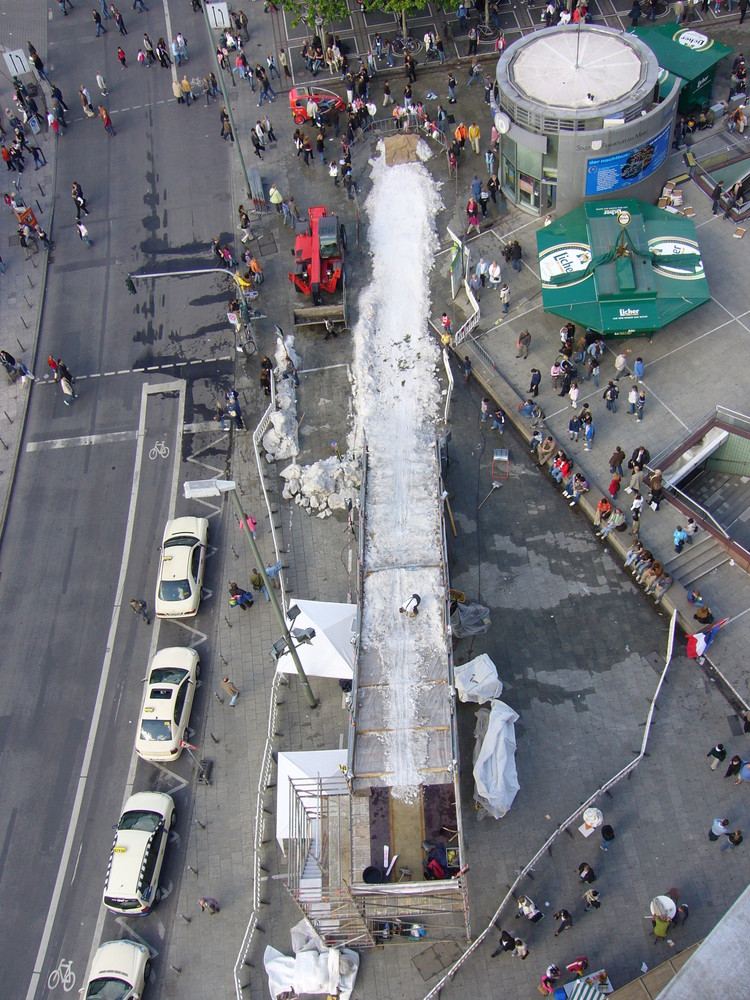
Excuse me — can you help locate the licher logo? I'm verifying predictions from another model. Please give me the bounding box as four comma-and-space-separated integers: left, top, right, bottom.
675, 29, 713, 51
648, 236, 705, 279
619, 307, 640, 317
539, 243, 592, 286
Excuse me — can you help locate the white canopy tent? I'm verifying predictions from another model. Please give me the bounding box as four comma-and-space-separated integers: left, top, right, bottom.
276, 749, 348, 848
276, 599, 356, 680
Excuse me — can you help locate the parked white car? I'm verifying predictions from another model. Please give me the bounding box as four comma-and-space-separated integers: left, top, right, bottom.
135, 647, 200, 761
154, 516, 209, 618
83, 939, 151, 999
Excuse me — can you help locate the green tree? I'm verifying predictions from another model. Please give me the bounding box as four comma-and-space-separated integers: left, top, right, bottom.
282, 0, 349, 34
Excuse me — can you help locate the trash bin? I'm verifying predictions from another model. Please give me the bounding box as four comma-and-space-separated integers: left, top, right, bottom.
362, 866, 383, 884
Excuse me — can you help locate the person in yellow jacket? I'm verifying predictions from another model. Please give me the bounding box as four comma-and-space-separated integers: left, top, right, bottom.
268, 182, 283, 214
468, 121, 480, 154
455, 121, 468, 149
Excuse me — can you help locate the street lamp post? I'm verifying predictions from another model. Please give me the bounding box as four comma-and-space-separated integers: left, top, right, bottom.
184, 478, 318, 709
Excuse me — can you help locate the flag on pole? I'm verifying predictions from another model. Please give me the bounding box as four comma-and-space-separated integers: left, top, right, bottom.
686, 618, 728, 658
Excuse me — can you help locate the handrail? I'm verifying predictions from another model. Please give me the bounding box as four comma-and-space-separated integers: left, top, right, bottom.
660, 478, 731, 540
346, 443, 368, 781
648, 405, 750, 471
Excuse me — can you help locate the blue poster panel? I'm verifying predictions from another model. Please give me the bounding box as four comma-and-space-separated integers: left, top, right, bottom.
585, 123, 672, 196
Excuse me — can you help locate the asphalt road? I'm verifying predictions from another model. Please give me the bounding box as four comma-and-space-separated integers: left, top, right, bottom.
0, 6, 239, 998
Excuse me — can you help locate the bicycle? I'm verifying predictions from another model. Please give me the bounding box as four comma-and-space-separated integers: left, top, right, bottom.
392, 32, 422, 54
477, 19, 499, 39
47, 958, 76, 993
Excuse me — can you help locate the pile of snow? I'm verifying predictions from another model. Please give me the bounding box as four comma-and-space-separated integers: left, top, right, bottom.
350, 156, 448, 800
416, 138, 433, 161
281, 454, 361, 518
261, 335, 301, 462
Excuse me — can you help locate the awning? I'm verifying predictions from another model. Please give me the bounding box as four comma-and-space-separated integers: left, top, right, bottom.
536, 199, 710, 337
567, 980, 605, 1000
276, 599, 356, 680
658, 67, 686, 102
630, 26, 732, 111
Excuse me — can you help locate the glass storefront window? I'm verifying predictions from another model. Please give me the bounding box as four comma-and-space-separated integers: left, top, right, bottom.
518, 173, 539, 209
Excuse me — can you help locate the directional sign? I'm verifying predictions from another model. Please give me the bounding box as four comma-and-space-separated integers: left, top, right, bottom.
4, 50, 30, 76
205, 2, 231, 28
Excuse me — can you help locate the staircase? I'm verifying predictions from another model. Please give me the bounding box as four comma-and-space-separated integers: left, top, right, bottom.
663, 534, 732, 587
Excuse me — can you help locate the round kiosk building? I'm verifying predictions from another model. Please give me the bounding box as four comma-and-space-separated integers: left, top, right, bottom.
494, 25, 680, 216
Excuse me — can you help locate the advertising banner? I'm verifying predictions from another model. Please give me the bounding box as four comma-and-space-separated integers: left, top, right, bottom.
585, 123, 672, 196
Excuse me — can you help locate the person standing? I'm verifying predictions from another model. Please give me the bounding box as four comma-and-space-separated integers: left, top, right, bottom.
517, 329, 531, 359
711, 180, 724, 214
578, 862, 596, 883
707, 743, 727, 770
528, 369, 541, 397
117, 46, 128, 69
512, 938, 529, 959
709, 817, 730, 840
609, 446, 625, 477
129, 598, 150, 623
181, 75, 193, 104
720, 829, 743, 852
221, 676, 240, 705
614, 349, 630, 379
603, 380, 619, 412
553, 908, 573, 935
500, 283, 510, 313
636, 390, 646, 421
96, 72, 108, 95
279, 48, 291, 79
99, 105, 116, 135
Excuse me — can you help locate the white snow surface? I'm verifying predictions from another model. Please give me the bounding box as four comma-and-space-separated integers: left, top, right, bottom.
351, 157, 449, 801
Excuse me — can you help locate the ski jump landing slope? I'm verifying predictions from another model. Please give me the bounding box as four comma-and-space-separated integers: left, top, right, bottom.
351, 155, 453, 802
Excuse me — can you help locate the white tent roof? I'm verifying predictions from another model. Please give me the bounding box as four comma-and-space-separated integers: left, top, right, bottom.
276, 599, 356, 680
276, 749, 348, 847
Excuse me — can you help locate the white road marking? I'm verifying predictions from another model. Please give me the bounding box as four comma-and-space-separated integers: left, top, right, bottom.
26, 431, 137, 452
36, 358, 233, 383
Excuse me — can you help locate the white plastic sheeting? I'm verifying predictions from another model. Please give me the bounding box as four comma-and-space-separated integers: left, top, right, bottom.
275, 749, 348, 847
472, 701, 520, 820
275, 599, 356, 680
264, 919, 360, 1000
454, 653, 503, 704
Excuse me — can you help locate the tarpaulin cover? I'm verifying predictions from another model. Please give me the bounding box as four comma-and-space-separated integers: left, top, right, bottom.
264, 920, 360, 999
472, 701, 520, 819
454, 653, 503, 704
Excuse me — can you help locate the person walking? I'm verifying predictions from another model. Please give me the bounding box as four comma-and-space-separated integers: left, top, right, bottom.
112, 5, 127, 33
500, 283, 510, 314
709, 817, 730, 841
197, 897, 221, 914
96, 72, 108, 95
77, 221, 93, 247
603, 380, 619, 412
117, 46, 128, 69
228, 581, 253, 610
490, 930, 515, 957
129, 598, 150, 623
93, 9, 108, 35
553, 908, 573, 935
249, 567, 270, 601
582, 888, 601, 911
181, 75, 193, 104
528, 369, 541, 397
707, 743, 727, 771
55, 360, 78, 405
614, 349, 630, 380
221, 675, 240, 705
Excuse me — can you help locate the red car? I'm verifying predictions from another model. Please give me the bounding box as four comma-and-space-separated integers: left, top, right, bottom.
289, 85, 346, 125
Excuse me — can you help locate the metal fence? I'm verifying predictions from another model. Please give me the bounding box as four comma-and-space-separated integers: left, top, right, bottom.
422, 612, 678, 1000
233, 374, 289, 998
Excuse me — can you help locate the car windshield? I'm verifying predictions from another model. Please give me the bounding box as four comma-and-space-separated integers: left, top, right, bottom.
140, 719, 173, 742
159, 579, 192, 602
85, 977, 132, 1000
150, 667, 188, 685
118, 809, 163, 833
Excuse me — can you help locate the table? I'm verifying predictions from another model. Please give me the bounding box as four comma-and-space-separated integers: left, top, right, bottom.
564, 969, 614, 998
650, 895, 677, 921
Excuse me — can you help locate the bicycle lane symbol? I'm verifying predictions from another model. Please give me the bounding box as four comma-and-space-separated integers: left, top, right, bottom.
149, 440, 170, 461
47, 958, 76, 992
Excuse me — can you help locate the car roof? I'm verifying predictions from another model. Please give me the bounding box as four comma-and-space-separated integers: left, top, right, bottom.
90, 940, 146, 980
159, 544, 192, 582
142, 681, 180, 720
